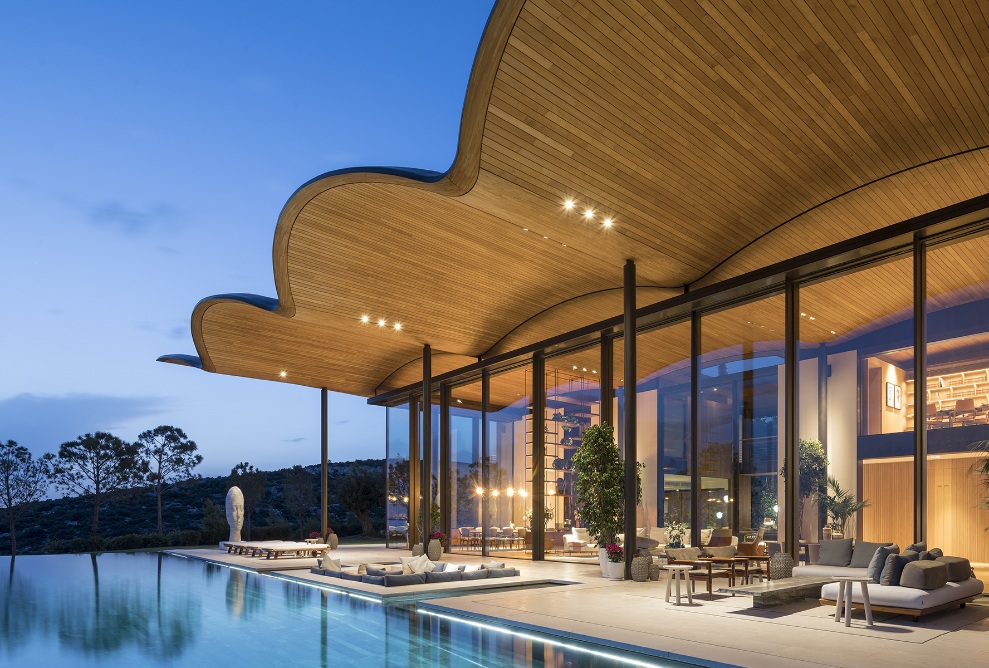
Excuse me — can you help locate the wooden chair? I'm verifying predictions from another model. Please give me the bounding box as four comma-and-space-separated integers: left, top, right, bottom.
927, 402, 950, 428
707, 527, 733, 547
666, 547, 734, 599
737, 527, 766, 556
954, 398, 977, 426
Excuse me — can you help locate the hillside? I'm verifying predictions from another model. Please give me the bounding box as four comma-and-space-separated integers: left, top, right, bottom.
1, 459, 386, 555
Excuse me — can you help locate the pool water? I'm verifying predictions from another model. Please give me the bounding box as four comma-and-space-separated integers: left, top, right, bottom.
0, 553, 689, 667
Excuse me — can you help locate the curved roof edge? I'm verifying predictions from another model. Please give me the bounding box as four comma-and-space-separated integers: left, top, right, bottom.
156, 354, 203, 369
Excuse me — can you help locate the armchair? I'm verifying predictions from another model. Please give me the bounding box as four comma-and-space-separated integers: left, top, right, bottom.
564, 527, 596, 554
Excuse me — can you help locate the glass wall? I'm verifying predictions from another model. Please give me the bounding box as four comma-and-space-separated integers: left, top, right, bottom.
926, 231, 989, 571
449, 378, 482, 554
799, 255, 914, 554
615, 323, 692, 544
544, 344, 601, 558
700, 295, 785, 550
385, 402, 411, 549
486, 364, 532, 558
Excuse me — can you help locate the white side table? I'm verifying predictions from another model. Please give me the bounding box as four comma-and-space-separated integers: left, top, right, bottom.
665, 564, 694, 605
833, 576, 874, 627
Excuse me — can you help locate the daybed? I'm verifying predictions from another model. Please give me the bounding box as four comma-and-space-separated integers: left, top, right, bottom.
793, 538, 984, 621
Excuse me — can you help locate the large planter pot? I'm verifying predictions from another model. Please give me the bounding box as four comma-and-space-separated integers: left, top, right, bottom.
411, 544, 424, 557
631, 554, 651, 582
328, 534, 339, 550
599, 548, 624, 580
427, 539, 443, 561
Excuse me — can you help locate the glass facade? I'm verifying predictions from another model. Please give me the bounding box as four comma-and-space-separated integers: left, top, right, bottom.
380, 215, 989, 583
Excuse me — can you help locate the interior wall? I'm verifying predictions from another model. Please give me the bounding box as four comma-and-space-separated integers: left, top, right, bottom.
637, 389, 658, 528
928, 455, 989, 564
861, 459, 914, 550
828, 350, 859, 535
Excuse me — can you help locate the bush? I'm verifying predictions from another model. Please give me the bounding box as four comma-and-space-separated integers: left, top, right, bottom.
166, 530, 203, 547
43, 539, 68, 554
107, 534, 147, 551
144, 532, 167, 548
249, 525, 293, 541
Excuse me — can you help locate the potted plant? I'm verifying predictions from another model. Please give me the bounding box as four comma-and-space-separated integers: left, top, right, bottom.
779, 438, 828, 539
571, 423, 641, 579
325, 527, 338, 549
665, 519, 687, 548
603, 543, 625, 580
820, 476, 869, 537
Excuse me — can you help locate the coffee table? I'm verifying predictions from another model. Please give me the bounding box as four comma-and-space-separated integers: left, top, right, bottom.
718, 576, 834, 609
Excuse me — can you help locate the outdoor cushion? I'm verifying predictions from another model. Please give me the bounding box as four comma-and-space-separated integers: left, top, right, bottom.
899, 561, 948, 590
881, 551, 920, 586
400, 554, 436, 574
867, 544, 899, 583
361, 575, 386, 586
820, 577, 984, 609
365, 566, 389, 576
936, 556, 972, 582
322, 558, 342, 572
906, 541, 927, 553
383, 573, 426, 587
338, 571, 364, 581
463, 564, 481, 572
849, 541, 888, 568
817, 538, 853, 566
481, 561, 506, 569
704, 546, 737, 558
425, 570, 462, 583
320, 569, 342, 578
485, 568, 519, 578
666, 547, 702, 561
793, 565, 869, 579
461, 569, 490, 580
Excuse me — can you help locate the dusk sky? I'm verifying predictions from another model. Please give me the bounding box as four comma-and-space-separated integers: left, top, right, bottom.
1, 2, 495, 477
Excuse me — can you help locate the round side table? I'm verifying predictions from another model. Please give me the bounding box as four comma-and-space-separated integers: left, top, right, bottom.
664, 564, 694, 605
833, 576, 874, 627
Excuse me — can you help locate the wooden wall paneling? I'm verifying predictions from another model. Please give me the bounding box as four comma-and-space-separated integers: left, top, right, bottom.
861, 458, 914, 551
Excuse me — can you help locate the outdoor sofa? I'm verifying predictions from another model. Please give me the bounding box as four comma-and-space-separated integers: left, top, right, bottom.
792, 539, 984, 621
312, 556, 520, 587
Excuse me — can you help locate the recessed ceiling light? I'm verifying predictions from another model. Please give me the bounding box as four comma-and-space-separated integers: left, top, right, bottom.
584, 209, 594, 220
603, 217, 613, 227
831, 330, 836, 335
543, 236, 548, 239
800, 312, 806, 317
456, 399, 463, 404
572, 365, 578, 370
808, 316, 815, 320
592, 370, 597, 374
360, 314, 370, 324
393, 322, 402, 331
377, 318, 386, 327
523, 227, 529, 231
279, 371, 287, 378
582, 367, 587, 372
562, 243, 567, 247
564, 199, 575, 210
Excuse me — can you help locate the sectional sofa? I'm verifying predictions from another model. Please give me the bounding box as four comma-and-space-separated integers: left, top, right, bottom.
312, 556, 520, 587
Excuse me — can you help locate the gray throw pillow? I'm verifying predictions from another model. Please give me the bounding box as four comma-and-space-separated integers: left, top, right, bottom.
365, 566, 389, 576
849, 541, 888, 568
485, 568, 519, 578
927, 548, 943, 559
461, 569, 490, 580
817, 538, 854, 566
424, 570, 462, 583
361, 575, 386, 586
383, 573, 426, 587
906, 541, 926, 553
881, 551, 919, 586
898, 561, 948, 590
338, 571, 364, 582
867, 544, 899, 583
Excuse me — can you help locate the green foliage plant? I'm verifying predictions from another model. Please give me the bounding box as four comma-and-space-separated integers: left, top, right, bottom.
281, 465, 315, 538
0, 439, 53, 555
335, 465, 385, 536
51, 432, 144, 536
969, 440, 989, 529
571, 423, 642, 546
136, 426, 203, 534
780, 438, 828, 537
820, 475, 870, 535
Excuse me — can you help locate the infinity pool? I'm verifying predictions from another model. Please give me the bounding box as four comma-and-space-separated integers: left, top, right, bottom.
0, 553, 690, 667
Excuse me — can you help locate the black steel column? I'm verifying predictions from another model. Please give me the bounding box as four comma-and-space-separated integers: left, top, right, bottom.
481, 369, 490, 558
321, 388, 328, 538
408, 394, 419, 548
422, 344, 432, 553
532, 353, 546, 560
785, 280, 799, 562
440, 383, 451, 552
600, 332, 614, 426
690, 310, 701, 549
914, 235, 928, 544
623, 259, 637, 578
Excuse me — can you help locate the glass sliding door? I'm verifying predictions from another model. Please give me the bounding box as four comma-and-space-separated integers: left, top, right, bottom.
700, 295, 785, 551
386, 402, 411, 549
925, 230, 989, 584
799, 254, 914, 554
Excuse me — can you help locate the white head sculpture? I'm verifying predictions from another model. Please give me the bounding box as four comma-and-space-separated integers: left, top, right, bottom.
225, 486, 245, 542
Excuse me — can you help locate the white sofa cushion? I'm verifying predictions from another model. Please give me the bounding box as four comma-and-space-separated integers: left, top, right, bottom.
793, 565, 870, 579
820, 577, 983, 608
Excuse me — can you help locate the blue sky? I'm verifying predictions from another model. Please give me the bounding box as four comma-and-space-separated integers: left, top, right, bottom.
0, 2, 495, 476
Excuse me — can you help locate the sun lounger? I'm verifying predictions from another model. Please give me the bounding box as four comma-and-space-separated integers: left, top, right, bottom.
221, 540, 285, 556
259, 542, 329, 559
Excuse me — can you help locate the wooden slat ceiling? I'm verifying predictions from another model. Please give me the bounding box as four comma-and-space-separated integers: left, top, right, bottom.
163, 0, 989, 399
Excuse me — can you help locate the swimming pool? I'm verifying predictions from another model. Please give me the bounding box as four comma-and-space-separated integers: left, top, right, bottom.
0, 553, 692, 667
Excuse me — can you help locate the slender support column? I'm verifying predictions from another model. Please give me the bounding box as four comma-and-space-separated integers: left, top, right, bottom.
408, 394, 419, 548
600, 332, 614, 426
481, 369, 490, 557
623, 259, 637, 578
532, 353, 546, 560
914, 235, 928, 543
422, 344, 432, 553
690, 310, 701, 549
439, 383, 451, 551
785, 280, 799, 562
321, 388, 328, 538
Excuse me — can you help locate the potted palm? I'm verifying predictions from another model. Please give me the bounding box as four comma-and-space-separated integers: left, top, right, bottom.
571, 423, 641, 579
821, 476, 869, 538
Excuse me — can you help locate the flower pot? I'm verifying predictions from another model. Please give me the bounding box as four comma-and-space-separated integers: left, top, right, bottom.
631, 554, 650, 582
598, 548, 624, 580
328, 534, 339, 550
427, 539, 443, 561
411, 544, 424, 557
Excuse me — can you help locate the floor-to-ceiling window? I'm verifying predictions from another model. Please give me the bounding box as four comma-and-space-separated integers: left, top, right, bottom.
543, 343, 601, 560
449, 378, 483, 555
486, 363, 532, 559
386, 401, 411, 549
925, 231, 989, 576
700, 295, 785, 550
799, 254, 915, 553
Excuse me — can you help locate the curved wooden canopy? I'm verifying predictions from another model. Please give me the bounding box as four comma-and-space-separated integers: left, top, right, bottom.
160, 0, 989, 398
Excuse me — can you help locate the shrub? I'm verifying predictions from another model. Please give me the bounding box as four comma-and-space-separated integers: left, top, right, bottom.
107, 534, 146, 551
144, 532, 167, 548
166, 529, 203, 547
43, 539, 68, 554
